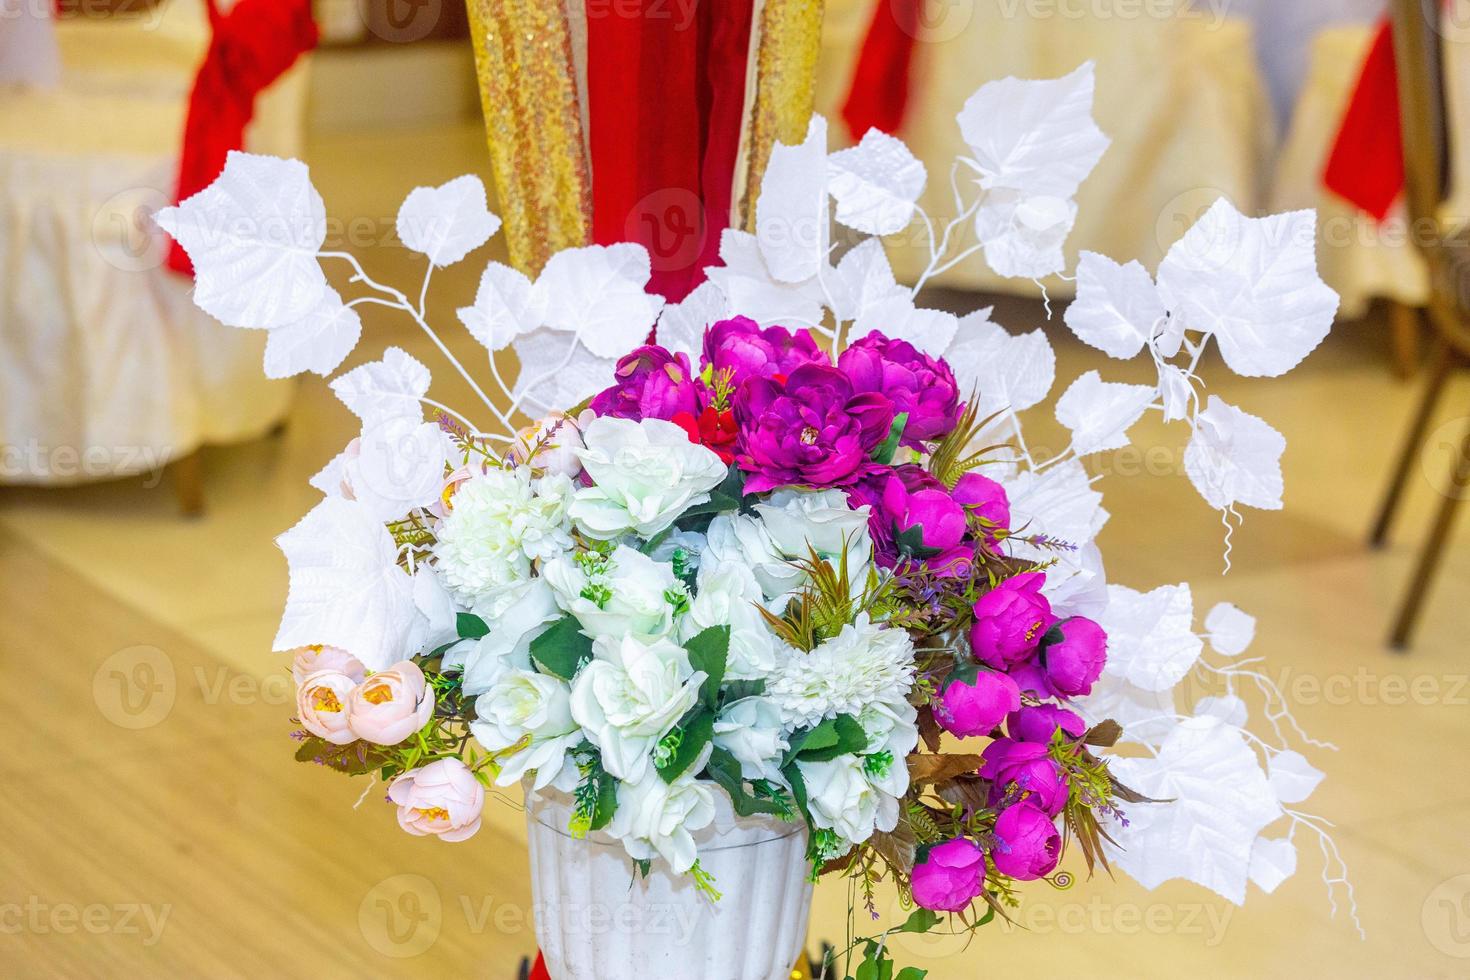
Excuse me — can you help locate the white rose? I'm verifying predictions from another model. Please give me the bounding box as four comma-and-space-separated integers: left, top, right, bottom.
681, 559, 779, 680
706, 489, 873, 602
460, 578, 560, 696
470, 669, 580, 790
797, 753, 899, 847
569, 633, 704, 782
855, 698, 919, 800
712, 697, 789, 786
647, 529, 707, 580
543, 545, 685, 642
705, 512, 799, 598
569, 416, 728, 540
607, 766, 716, 874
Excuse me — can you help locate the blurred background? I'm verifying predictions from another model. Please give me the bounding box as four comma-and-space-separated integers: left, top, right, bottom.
3, 0, 1470, 976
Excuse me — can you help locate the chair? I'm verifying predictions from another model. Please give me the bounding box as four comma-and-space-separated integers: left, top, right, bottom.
1369, 0, 1470, 648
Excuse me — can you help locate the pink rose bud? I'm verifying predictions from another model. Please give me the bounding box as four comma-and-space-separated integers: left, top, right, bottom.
934, 669, 1021, 739
1040, 616, 1107, 697
1006, 703, 1086, 744
295, 669, 359, 745
910, 837, 986, 912
388, 758, 485, 843
290, 645, 367, 686
969, 572, 1055, 669
347, 660, 435, 746
991, 803, 1061, 880
509, 413, 586, 479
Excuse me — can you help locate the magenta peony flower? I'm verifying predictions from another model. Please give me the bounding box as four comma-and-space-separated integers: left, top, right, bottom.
589, 345, 704, 422
951, 472, 1010, 547
910, 837, 987, 912
991, 803, 1062, 880
702, 316, 828, 387
969, 572, 1056, 669
734, 364, 895, 494
388, 758, 486, 843
838, 331, 964, 447
1041, 616, 1108, 697
1006, 703, 1087, 744
935, 669, 1022, 739
980, 737, 1069, 816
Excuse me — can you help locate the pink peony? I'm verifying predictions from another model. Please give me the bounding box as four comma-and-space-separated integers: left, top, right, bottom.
347, 661, 435, 745
1006, 703, 1087, 744
950, 472, 1010, 547
969, 572, 1055, 669
991, 803, 1062, 880
934, 669, 1021, 739
388, 758, 486, 843
980, 737, 1069, 816
1041, 616, 1107, 697
295, 669, 359, 745
290, 645, 367, 686
911, 837, 986, 912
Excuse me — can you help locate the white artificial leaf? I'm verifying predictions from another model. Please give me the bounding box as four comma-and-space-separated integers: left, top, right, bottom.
1185, 397, 1286, 511
757, 114, 829, 283
535, 244, 663, 358
1155, 200, 1339, 378
1003, 458, 1109, 553
1195, 694, 1248, 728
1100, 583, 1203, 692
1267, 750, 1324, 804
956, 61, 1110, 198
1065, 251, 1164, 359
975, 190, 1077, 280
396, 174, 501, 268
832, 238, 907, 324
657, 280, 728, 359
330, 347, 431, 427
704, 229, 826, 328
273, 497, 427, 671
1104, 716, 1284, 904
1158, 363, 1194, 422
153, 151, 326, 329
458, 261, 540, 352
510, 328, 618, 418
350, 418, 452, 523
1205, 602, 1257, 656
261, 286, 361, 379
1075, 673, 1177, 746
946, 320, 1056, 418
1248, 837, 1297, 894
1041, 542, 1109, 620
854, 295, 958, 357
1054, 370, 1156, 456
826, 128, 926, 235
413, 567, 460, 654
309, 444, 353, 499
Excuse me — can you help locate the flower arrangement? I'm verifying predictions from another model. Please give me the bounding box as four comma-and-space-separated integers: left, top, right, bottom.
157, 62, 1357, 977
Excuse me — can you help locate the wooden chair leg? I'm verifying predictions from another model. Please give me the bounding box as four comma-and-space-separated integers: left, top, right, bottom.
170, 449, 205, 517
1389, 417, 1470, 649
1371, 338, 1455, 547
1388, 300, 1425, 379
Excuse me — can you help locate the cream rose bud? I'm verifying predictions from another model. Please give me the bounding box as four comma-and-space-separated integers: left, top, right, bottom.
510, 412, 587, 479
607, 766, 716, 874
469, 669, 581, 791
460, 578, 560, 696
682, 560, 778, 679
290, 645, 366, 686
543, 545, 685, 643
347, 660, 435, 745
712, 697, 789, 786
296, 669, 359, 745
568, 416, 727, 540
569, 634, 704, 783
388, 758, 485, 843
797, 753, 899, 847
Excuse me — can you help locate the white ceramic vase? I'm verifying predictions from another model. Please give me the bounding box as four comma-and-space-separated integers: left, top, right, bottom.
525, 786, 814, 980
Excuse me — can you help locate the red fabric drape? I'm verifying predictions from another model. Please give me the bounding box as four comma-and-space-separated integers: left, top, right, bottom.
1322, 18, 1403, 222
585, 0, 755, 303
528, 953, 551, 980
840, 0, 922, 141
167, 0, 318, 275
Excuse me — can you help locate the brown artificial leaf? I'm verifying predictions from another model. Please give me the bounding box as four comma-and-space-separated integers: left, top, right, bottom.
1108, 772, 1170, 805
868, 817, 918, 873
1082, 719, 1122, 747
917, 709, 945, 754
908, 753, 986, 787
936, 774, 991, 814
293, 735, 394, 776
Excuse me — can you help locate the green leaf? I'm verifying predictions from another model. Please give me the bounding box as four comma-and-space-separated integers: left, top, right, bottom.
529, 615, 594, 680
655, 710, 715, 783
293, 736, 394, 776
706, 747, 795, 817
676, 468, 746, 520
895, 969, 928, 980
870, 412, 909, 465
786, 714, 869, 765
684, 625, 730, 709
899, 908, 941, 934
720, 679, 766, 704
456, 612, 490, 639
894, 523, 942, 560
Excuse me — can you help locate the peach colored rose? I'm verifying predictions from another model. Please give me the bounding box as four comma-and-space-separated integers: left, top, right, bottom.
347, 660, 435, 745
296, 669, 359, 745
428, 463, 483, 519
290, 645, 367, 686
388, 758, 485, 842
509, 412, 587, 479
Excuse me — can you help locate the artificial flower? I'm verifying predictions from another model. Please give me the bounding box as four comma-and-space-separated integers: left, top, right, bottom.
295, 668, 359, 745
951, 472, 1010, 547
681, 560, 780, 679
838, 330, 964, 447
702, 316, 828, 387
911, 838, 986, 912
970, 572, 1056, 669
470, 668, 580, 790
1041, 616, 1108, 697
1006, 703, 1087, 744
712, 697, 790, 786
850, 468, 970, 575
388, 758, 485, 843
347, 660, 435, 745
991, 803, 1062, 880
705, 489, 872, 601
459, 577, 561, 696
508, 412, 588, 479
569, 416, 727, 540
766, 615, 916, 730
980, 738, 1070, 817
589, 345, 704, 422
542, 545, 685, 643
934, 668, 1022, 739
607, 766, 716, 874
797, 752, 899, 847
290, 644, 365, 686
671, 405, 739, 464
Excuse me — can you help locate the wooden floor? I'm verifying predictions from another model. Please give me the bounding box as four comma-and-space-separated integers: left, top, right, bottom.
4, 123, 1470, 978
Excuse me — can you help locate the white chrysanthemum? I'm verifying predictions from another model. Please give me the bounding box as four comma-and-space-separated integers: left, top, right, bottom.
766, 614, 917, 729
432, 468, 573, 613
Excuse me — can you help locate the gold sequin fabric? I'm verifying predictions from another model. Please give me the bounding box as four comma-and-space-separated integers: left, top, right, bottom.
740, 0, 826, 230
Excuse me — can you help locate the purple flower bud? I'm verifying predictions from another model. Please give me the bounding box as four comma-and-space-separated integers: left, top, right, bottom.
970, 572, 1056, 669
589, 345, 704, 422
991, 803, 1062, 880
935, 669, 1022, 739
1041, 616, 1108, 697
838, 331, 964, 448
980, 737, 1069, 816
1007, 703, 1087, 744
702, 316, 828, 387
910, 837, 986, 912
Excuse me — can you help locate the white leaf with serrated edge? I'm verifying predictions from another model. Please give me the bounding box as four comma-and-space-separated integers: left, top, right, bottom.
458, 261, 540, 352
975, 190, 1077, 280
1205, 602, 1256, 655
832, 238, 907, 324
1054, 370, 1155, 456
1075, 674, 1177, 747
656, 280, 728, 360
153, 151, 326, 329
534, 244, 664, 358
1267, 750, 1324, 804
329, 347, 430, 427
1158, 363, 1194, 422
510, 328, 619, 418
1100, 583, 1203, 692
396, 175, 501, 268
827, 128, 927, 235
1002, 458, 1109, 554
757, 114, 829, 283
1248, 837, 1297, 894
350, 418, 451, 523
854, 294, 958, 357
1065, 251, 1164, 358
273, 497, 427, 671
704, 229, 826, 328
1156, 200, 1339, 378
1185, 397, 1286, 511
946, 319, 1056, 418
262, 286, 361, 379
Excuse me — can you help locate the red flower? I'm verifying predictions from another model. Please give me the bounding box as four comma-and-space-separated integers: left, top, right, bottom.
672, 407, 739, 464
